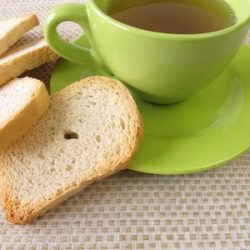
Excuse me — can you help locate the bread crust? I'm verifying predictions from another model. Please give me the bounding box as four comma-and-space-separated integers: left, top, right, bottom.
0, 76, 143, 224
0, 13, 39, 56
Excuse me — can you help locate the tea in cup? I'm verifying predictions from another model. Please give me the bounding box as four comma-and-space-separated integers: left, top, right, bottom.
44, 0, 250, 104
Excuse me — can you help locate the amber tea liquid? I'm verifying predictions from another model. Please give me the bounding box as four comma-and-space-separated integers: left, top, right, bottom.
108, 0, 236, 34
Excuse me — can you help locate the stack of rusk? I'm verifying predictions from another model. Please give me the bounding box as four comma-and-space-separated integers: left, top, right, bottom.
0, 14, 143, 225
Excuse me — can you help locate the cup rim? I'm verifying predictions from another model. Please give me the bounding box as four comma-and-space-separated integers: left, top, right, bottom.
89, 0, 250, 40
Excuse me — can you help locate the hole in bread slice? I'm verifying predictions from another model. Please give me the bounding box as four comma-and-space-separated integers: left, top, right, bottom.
64, 130, 79, 140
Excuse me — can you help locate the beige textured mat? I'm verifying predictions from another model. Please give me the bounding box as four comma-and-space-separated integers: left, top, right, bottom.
0, 1, 250, 249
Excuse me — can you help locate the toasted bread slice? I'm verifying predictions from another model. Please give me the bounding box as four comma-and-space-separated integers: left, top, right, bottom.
0, 13, 39, 56
0, 76, 143, 224
0, 77, 49, 149
0, 39, 59, 85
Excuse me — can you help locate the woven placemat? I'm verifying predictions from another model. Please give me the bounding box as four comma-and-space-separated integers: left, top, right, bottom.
0, 1, 250, 249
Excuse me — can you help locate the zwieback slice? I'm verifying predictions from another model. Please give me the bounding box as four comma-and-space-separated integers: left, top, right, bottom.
0, 76, 143, 224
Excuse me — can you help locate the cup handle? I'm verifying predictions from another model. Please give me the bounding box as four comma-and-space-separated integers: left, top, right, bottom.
44, 3, 102, 67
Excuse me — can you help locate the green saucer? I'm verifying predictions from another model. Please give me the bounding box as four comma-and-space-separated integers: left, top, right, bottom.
50, 35, 250, 175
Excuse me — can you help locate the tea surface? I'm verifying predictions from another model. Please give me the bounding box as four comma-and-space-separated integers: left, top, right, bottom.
108, 0, 236, 34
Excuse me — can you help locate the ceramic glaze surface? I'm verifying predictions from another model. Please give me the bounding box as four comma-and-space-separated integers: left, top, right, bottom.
50, 36, 250, 174
44, 0, 250, 103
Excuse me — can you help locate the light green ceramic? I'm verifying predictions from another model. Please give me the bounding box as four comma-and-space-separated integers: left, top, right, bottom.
44, 0, 250, 104
50, 35, 250, 175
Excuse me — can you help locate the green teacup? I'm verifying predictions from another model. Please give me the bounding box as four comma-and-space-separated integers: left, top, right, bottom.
44, 0, 250, 104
